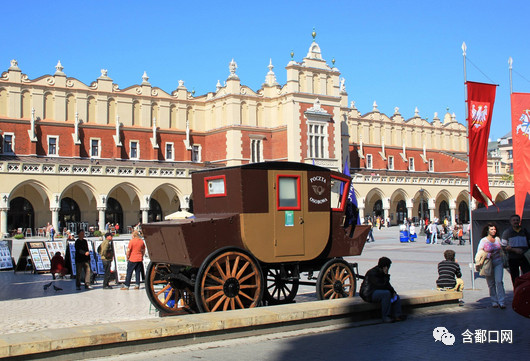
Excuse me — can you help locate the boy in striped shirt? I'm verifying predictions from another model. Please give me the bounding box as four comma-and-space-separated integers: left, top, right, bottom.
436, 249, 464, 291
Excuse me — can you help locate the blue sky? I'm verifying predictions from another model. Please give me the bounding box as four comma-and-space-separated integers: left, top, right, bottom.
3, 0, 529, 141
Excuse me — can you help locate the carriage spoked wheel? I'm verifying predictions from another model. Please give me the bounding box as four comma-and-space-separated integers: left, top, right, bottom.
316, 258, 356, 300
195, 248, 264, 313
145, 262, 197, 315
262, 267, 299, 305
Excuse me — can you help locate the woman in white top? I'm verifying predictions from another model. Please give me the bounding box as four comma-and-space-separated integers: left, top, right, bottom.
477, 223, 506, 309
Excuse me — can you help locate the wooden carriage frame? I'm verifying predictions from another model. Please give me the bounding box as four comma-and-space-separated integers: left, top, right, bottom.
141, 162, 370, 315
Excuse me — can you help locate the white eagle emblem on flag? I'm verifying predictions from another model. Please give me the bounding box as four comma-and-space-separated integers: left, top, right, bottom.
516, 109, 530, 139
470, 102, 489, 129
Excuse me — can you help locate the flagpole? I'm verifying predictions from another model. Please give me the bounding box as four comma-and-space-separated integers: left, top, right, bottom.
462, 41, 475, 290
508, 57, 513, 94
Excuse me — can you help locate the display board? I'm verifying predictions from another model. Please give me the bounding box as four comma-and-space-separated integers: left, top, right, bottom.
0, 241, 13, 270
67, 241, 77, 276
112, 239, 148, 284
45, 241, 65, 258
113, 240, 130, 283
15, 241, 51, 272
93, 240, 105, 275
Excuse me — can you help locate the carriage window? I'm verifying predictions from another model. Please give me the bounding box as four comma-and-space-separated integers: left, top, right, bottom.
204, 175, 226, 198
330, 175, 350, 211
277, 175, 300, 210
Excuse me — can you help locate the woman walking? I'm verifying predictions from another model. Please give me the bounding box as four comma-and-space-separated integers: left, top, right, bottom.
476, 223, 506, 309
121, 230, 145, 290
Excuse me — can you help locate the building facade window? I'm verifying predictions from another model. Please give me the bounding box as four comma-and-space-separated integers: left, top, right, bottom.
3, 133, 14, 154
307, 122, 327, 159
366, 154, 373, 169
494, 161, 500, 174
130, 141, 139, 159
166, 143, 174, 160
47, 136, 58, 156
388, 156, 394, 170
508, 150, 513, 159
250, 138, 263, 163
429, 159, 434, 172
90, 138, 100, 158
409, 157, 415, 171
192, 144, 201, 163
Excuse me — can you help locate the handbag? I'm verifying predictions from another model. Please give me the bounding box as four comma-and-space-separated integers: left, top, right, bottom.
479, 257, 493, 277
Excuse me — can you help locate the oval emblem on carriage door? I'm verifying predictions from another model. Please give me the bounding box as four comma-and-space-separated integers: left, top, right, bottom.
309, 176, 328, 205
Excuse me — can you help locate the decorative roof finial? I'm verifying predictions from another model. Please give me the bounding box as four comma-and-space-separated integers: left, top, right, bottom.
414, 107, 419, 117
332, 58, 335, 66
394, 107, 400, 115
290, 50, 294, 60
312, 28, 316, 40
142, 71, 149, 84
55, 60, 64, 75
373, 101, 378, 111
228, 59, 239, 79
216, 80, 221, 92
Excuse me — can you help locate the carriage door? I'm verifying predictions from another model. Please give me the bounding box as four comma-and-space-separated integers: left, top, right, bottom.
273, 172, 305, 257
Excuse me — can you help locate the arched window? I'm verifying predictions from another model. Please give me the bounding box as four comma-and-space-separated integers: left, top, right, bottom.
105, 197, 123, 226
458, 201, 469, 223
170, 105, 177, 128
7, 197, 34, 231
66, 94, 75, 121
373, 199, 383, 217
0, 88, 7, 116
256, 103, 263, 127
107, 98, 116, 125
439, 200, 451, 221
44, 92, 54, 120
396, 200, 407, 224
148, 198, 163, 222
240, 102, 248, 125
21, 90, 31, 118
87, 97, 96, 123
59, 197, 81, 229
186, 106, 193, 129
132, 101, 140, 126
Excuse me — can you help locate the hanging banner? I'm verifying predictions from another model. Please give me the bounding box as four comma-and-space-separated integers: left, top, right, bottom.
511, 92, 530, 217
466, 81, 497, 206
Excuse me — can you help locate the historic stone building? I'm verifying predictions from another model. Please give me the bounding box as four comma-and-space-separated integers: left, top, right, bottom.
0, 35, 513, 237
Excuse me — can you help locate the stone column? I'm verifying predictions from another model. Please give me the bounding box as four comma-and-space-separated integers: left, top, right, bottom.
98, 207, 106, 231
0, 208, 8, 238
141, 208, 149, 224
51, 208, 60, 233
449, 199, 457, 225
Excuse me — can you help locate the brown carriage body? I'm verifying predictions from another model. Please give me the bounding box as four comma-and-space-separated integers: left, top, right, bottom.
142, 162, 369, 267
141, 162, 370, 314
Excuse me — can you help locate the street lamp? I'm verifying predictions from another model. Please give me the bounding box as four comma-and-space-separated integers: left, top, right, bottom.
419, 188, 425, 236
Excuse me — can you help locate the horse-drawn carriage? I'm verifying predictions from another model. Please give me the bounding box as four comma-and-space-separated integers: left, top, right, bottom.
142, 162, 370, 314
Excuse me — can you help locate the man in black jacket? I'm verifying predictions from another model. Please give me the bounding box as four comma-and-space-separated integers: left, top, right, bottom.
360, 257, 404, 323
75, 230, 91, 290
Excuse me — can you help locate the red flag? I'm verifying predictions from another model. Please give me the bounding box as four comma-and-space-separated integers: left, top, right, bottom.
466, 81, 497, 207
511, 92, 530, 218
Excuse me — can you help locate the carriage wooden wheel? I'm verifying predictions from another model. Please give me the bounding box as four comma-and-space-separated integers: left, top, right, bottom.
262, 266, 299, 305
316, 258, 356, 300
145, 262, 197, 314
195, 248, 264, 313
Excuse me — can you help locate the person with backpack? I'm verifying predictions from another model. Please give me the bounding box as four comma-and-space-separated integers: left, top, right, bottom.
98, 232, 115, 289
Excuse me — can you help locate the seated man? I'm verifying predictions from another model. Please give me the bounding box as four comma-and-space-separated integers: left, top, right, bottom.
436, 249, 464, 291
360, 257, 405, 323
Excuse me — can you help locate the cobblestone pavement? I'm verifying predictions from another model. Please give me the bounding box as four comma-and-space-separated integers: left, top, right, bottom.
0, 227, 522, 337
